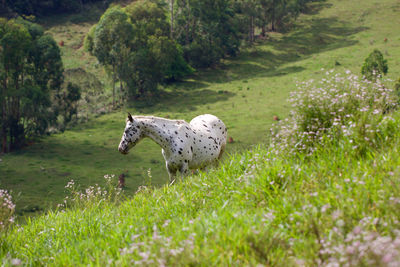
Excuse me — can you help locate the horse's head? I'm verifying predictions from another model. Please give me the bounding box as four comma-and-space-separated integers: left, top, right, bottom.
118, 113, 142, 154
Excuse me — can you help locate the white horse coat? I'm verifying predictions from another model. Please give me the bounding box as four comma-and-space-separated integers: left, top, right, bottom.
118, 114, 227, 181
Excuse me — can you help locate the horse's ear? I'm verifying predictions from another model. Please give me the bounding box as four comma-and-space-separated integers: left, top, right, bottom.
128, 113, 133, 122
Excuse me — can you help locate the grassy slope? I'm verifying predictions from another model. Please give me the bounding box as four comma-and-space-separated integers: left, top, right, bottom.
1, 0, 400, 264
2, 104, 400, 265
0, 0, 399, 218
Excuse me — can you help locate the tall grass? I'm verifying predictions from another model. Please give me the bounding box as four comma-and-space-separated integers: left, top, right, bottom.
2, 72, 400, 265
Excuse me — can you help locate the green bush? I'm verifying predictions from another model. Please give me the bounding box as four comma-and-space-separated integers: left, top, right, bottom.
361, 49, 388, 81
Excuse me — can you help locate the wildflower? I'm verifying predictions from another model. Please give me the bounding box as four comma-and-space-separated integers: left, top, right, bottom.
11, 259, 22, 266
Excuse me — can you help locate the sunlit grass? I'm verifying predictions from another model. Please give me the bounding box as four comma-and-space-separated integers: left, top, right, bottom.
1, 0, 400, 218
2, 108, 400, 264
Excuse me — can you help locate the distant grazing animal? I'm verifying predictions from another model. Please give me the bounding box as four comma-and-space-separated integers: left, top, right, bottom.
118, 114, 227, 182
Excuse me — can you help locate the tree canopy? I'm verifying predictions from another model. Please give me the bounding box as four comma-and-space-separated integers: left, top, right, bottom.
0, 18, 66, 152
85, 1, 192, 101
1, 0, 105, 17
85, 0, 314, 102
361, 49, 388, 81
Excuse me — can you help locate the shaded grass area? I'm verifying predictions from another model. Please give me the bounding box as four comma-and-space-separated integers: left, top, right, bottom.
1, 0, 400, 217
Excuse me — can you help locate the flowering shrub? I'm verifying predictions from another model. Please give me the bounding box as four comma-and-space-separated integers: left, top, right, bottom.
0, 189, 15, 231
271, 70, 398, 156
58, 174, 122, 209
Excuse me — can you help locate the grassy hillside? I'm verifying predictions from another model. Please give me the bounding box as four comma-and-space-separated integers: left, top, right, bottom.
2, 86, 400, 265
1, 0, 400, 264
1, 0, 400, 219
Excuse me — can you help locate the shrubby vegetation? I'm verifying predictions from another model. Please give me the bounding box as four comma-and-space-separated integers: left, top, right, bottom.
361, 49, 388, 81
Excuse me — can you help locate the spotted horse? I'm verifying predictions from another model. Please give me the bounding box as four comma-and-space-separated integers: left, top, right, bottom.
118, 114, 227, 182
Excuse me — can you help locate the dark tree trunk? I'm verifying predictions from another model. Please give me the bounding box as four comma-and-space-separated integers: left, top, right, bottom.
1, 106, 7, 153
170, 0, 175, 39
249, 16, 255, 43
112, 65, 116, 109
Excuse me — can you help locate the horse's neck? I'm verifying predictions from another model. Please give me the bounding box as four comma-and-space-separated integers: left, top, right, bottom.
138, 117, 174, 150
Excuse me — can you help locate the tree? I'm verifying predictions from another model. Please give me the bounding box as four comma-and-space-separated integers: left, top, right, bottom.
54, 82, 81, 126
361, 49, 388, 81
173, 0, 240, 67
86, 1, 192, 100
0, 18, 63, 152
4, 0, 104, 17
85, 6, 134, 107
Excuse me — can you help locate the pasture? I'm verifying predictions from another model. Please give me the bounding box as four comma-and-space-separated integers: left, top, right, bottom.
0, 0, 400, 217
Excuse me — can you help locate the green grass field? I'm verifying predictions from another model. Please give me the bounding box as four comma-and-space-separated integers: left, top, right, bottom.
1, 0, 400, 218
2, 0, 400, 264
2, 77, 400, 265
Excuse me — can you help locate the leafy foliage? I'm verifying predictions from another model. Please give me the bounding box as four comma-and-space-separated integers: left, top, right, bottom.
172, 0, 240, 67
85, 0, 315, 100
0, 18, 64, 152
86, 1, 192, 100
54, 82, 82, 127
2, 0, 105, 16
361, 49, 388, 81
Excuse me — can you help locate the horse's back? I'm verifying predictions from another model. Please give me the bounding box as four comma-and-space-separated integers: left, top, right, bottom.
189, 114, 227, 168
190, 114, 227, 141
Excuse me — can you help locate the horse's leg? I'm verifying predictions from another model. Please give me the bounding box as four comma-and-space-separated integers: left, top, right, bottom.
179, 161, 190, 177
162, 149, 177, 184
166, 162, 178, 184
218, 142, 226, 160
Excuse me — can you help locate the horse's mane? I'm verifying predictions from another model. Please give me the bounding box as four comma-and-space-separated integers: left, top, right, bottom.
133, 115, 186, 124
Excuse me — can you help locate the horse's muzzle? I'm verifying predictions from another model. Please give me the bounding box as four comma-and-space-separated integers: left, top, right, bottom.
118, 146, 129, 154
